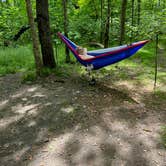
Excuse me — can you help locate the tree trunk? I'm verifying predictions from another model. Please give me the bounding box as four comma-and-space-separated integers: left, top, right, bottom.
104, 0, 111, 48
36, 0, 56, 68
91, 0, 98, 20
13, 25, 30, 41
63, 0, 70, 63
137, 0, 141, 25
131, 0, 135, 26
131, 0, 135, 41
119, 0, 127, 45
25, 0, 42, 76
100, 0, 104, 43
154, 34, 159, 90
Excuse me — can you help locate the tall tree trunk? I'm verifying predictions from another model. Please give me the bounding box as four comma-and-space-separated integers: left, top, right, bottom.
131, 0, 135, 26
137, 0, 141, 25
100, 0, 104, 43
63, 0, 70, 63
36, 0, 56, 68
104, 0, 111, 48
119, 0, 127, 45
25, 0, 42, 76
91, 0, 98, 20
154, 34, 159, 90
131, 0, 135, 41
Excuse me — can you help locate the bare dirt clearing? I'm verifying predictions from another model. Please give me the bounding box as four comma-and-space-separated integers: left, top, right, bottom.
0, 73, 166, 166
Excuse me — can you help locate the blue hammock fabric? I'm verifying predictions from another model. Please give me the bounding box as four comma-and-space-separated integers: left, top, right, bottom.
57, 32, 149, 70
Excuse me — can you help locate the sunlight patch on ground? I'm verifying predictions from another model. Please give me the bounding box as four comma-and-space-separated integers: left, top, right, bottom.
29, 132, 73, 166
32, 92, 46, 98
116, 80, 135, 90
136, 122, 166, 165
0, 99, 8, 110
101, 110, 166, 165
27, 120, 37, 127
0, 114, 23, 129
11, 90, 26, 98
12, 104, 39, 114
27, 87, 38, 92
61, 106, 75, 113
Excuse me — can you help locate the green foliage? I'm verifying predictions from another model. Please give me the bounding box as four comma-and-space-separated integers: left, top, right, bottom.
0, 1, 29, 45
21, 70, 36, 83
0, 0, 165, 46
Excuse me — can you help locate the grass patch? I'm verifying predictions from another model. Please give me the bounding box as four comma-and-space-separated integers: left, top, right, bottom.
21, 70, 37, 83
0, 42, 165, 89
0, 45, 34, 76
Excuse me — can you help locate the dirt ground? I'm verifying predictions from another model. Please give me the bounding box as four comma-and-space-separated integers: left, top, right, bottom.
0, 72, 166, 166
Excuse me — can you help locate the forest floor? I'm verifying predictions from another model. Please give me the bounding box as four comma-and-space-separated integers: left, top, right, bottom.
0, 69, 166, 166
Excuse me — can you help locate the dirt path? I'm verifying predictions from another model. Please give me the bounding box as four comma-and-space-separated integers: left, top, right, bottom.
0, 73, 165, 166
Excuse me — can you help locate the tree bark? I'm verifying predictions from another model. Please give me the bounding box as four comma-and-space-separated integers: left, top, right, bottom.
25, 0, 42, 76
63, 0, 70, 63
100, 0, 104, 43
36, 0, 56, 68
119, 0, 127, 45
104, 0, 111, 48
154, 34, 159, 90
13, 25, 30, 41
131, 0, 135, 26
137, 0, 141, 25
131, 0, 135, 41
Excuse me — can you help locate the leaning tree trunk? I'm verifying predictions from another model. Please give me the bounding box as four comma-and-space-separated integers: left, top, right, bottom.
63, 0, 70, 63
36, 0, 56, 68
104, 0, 111, 48
119, 0, 127, 45
25, 0, 42, 76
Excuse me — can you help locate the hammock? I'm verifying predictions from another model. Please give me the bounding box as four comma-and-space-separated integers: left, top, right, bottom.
57, 32, 149, 70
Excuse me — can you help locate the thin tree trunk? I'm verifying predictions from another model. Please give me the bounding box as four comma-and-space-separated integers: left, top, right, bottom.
92, 0, 98, 20
36, 0, 56, 68
104, 0, 111, 48
63, 0, 70, 63
100, 0, 104, 43
25, 0, 42, 76
131, 0, 135, 41
119, 0, 127, 45
137, 0, 141, 25
131, 0, 135, 26
154, 34, 159, 90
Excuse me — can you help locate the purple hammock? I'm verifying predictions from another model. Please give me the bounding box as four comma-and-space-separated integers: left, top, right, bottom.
57, 32, 149, 70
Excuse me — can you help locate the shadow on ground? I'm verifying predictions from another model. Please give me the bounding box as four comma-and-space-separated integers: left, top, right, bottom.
0, 73, 165, 166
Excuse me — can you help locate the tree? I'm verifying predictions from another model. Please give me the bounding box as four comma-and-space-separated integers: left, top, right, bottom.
100, 0, 104, 43
131, 0, 135, 26
36, 0, 56, 68
103, 0, 111, 48
63, 0, 70, 63
25, 0, 42, 75
137, 0, 141, 25
119, 0, 127, 45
